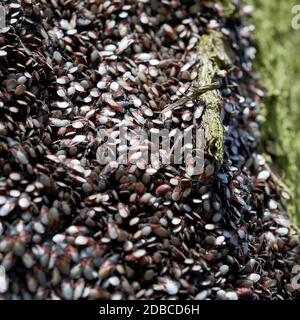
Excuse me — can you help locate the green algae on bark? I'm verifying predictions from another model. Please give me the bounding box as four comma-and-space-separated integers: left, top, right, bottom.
197, 32, 233, 163
161, 31, 233, 163
250, 0, 300, 225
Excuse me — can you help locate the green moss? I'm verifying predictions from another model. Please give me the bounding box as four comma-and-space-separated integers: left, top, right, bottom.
250, 0, 300, 225
197, 32, 233, 163
213, 0, 237, 18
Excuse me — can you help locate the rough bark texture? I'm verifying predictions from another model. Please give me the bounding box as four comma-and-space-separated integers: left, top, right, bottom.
251, 0, 300, 226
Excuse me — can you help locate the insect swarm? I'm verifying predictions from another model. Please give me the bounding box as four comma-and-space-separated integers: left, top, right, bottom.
0, 0, 298, 301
